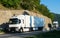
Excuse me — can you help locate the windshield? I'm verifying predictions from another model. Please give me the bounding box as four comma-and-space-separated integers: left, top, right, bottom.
9, 18, 21, 24
53, 23, 58, 25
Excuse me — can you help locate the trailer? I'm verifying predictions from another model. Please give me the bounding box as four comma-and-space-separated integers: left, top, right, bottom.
7, 15, 45, 32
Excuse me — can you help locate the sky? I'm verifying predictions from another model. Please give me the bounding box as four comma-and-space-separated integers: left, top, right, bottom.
41, 0, 60, 14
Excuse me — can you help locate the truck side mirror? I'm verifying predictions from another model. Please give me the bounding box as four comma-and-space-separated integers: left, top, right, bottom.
19, 20, 21, 23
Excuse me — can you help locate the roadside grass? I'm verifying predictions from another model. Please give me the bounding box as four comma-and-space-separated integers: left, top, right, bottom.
0, 29, 5, 34
25, 30, 60, 38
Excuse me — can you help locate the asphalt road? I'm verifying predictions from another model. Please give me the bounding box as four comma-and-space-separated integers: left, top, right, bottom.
0, 31, 41, 38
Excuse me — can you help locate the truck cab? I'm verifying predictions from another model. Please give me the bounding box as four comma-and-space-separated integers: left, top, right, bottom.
53, 21, 59, 29
8, 15, 24, 32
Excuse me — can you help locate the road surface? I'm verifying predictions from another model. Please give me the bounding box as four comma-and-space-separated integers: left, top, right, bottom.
0, 31, 41, 38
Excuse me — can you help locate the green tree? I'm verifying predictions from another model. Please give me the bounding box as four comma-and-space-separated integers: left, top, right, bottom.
20, 0, 40, 10
0, 0, 21, 9
36, 4, 54, 20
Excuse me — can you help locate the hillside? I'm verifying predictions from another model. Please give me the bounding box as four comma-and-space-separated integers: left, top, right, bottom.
0, 0, 58, 38
0, 0, 54, 20
0, 0, 54, 29
0, 10, 52, 30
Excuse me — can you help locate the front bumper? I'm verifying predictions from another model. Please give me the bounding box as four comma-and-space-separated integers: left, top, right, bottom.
8, 27, 19, 32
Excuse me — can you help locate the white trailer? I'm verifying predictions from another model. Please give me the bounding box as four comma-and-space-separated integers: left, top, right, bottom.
8, 15, 44, 32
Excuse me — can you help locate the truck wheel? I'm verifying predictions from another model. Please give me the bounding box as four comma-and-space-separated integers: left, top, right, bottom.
29, 27, 33, 31
19, 27, 23, 33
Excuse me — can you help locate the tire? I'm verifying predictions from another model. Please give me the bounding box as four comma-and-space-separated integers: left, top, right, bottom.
29, 27, 33, 31
19, 27, 23, 33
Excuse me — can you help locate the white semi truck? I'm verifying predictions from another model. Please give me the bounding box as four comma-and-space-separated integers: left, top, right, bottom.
7, 15, 44, 32
52, 21, 59, 29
